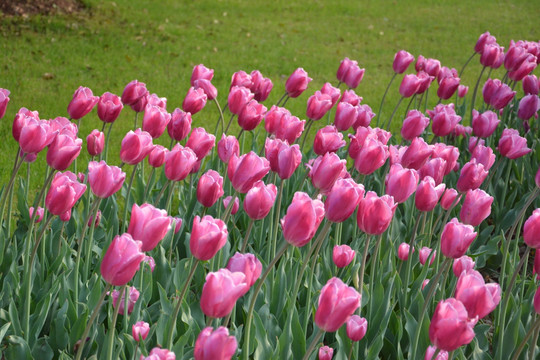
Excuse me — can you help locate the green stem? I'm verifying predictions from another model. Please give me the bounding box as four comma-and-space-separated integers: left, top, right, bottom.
214, 99, 225, 135
122, 163, 139, 232
271, 179, 285, 259
154, 180, 171, 206
142, 167, 156, 202
302, 328, 324, 360
221, 192, 238, 223
106, 285, 127, 360
74, 283, 112, 360
385, 96, 404, 131
469, 66, 487, 126
511, 317, 540, 360
300, 119, 314, 153
83, 198, 103, 280
348, 343, 354, 360
133, 112, 138, 129
528, 318, 540, 360
0, 149, 25, 228
275, 92, 288, 107
243, 242, 290, 360
368, 234, 384, 315
167, 258, 199, 349
376, 73, 397, 127
165, 181, 176, 213
241, 218, 255, 253
358, 235, 372, 294
403, 213, 424, 298
459, 52, 476, 77
224, 113, 235, 134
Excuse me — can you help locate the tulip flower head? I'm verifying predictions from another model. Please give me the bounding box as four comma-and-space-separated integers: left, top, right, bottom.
101, 233, 145, 286
200, 269, 248, 318
194, 326, 237, 360
429, 298, 477, 351
281, 192, 325, 247
315, 277, 362, 332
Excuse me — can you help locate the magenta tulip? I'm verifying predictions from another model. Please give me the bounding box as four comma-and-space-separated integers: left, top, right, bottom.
238, 100, 267, 131
385, 164, 419, 203
194, 327, 237, 360
190, 215, 228, 261
401, 137, 433, 170
200, 269, 248, 318
459, 189, 493, 226
250, 70, 273, 102
86, 129, 104, 157
121, 80, 149, 112
337, 59, 365, 89
455, 269, 501, 319
120, 129, 154, 165
285, 68, 312, 98
518, 94, 540, 121
191, 64, 214, 85
440, 188, 460, 210
453, 256, 476, 277
416, 55, 441, 78
217, 134, 240, 164
332, 245, 355, 268
471, 145, 495, 172
429, 298, 477, 351
346, 315, 368, 342
101, 233, 145, 286
399, 74, 421, 97
319, 346, 333, 360
415, 176, 446, 212
475, 32, 497, 54
110, 286, 139, 315
437, 76, 461, 100
306, 91, 333, 120
320, 82, 341, 106
523, 75, 539, 95
164, 144, 198, 181
275, 114, 305, 144
148, 145, 168, 168
357, 191, 397, 235
458, 85, 469, 98
227, 152, 270, 193
419, 247, 436, 266
222, 196, 240, 215
393, 50, 415, 74
398, 242, 413, 261
480, 43, 505, 68
315, 277, 361, 332
482, 79, 515, 110
45, 171, 86, 216
418, 158, 447, 186
19, 119, 56, 155
167, 108, 192, 142
264, 106, 291, 135
142, 348, 175, 360
226, 252, 262, 289
182, 87, 207, 115
440, 218, 477, 259
425, 346, 448, 360
497, 128, 532, 159
67, 86, 99, 119
456, 159, 488, 193
194, 79, 218, 100
127, 203, 171, 252
401, 110, 430, 141
524, 209, 540, 249
281, 192, 325, 247
309, 152, 347, 194
97, 92, 123, 123
186, 127, 216, 162
142, 104, 171, 138
87, 160, 125, 198
334, 102, 358, 132
264, 138, 302, 180
325, 178, 364, 223
47, 132, 82, 171
29, 206, 44, 223
313, 125, 346, 155
427, 103, 461, 137
0, 88, 9, 119
432, 144, 459, 176
353, 137, 389, 175
471, 110, 500, 138
243, 181, 277, 220
228, 86, 254, 115
197, 170, 224, 208
132, 321, 150, 342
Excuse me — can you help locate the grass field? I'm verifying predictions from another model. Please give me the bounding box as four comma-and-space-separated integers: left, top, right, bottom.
1, 0, 539, 190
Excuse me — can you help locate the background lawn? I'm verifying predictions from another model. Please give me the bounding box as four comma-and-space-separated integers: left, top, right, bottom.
0, 0, 539, 190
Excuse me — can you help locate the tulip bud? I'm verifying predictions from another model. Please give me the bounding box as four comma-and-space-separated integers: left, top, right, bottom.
127, 203, 171, 252
319, 346, 333, 360
459, 189, 493, 226
517, 94, 540, 121
523, 75, 539, 95
121, 80, 149, 112
422, 279, 430, 290
148, 145, 168, 168
167, 108, 192, 142
88, 210, 101, 228
200, 269, 248, 318
497, 128, 531, 159
182, 87, 207, 115
191, 64, 214, 85
97, 92, 123, 123
457, 85, 469, 98
45, 172, 87, 216
67, 86, 99, 120
419, 247, 436, 266
357, 191, 397, 235
194, 327, 237, 360
110, 286, 140, 315
398, 242, 413, 261
100, 233, 145, 286
86, 129, 105, 157
286, 68, 312, 98
29, 206, 44, 223
197, 170, 224, 208
440, 218, 477, 259
218, 134, 240, 164
534, 286, 540, 314
393, 50, 415, 74
142, 255, 156, 272
440, 188, 461, 210
332, 245, 355, 268
346, 315, 367, 342
250, 70, 273, 102
222, 196, 240, 215
453, 256, 476, 277
475, 32, 497, 54
415, 176, 445, 212
244, 181, 277, 220
281, 192, 325, 247
315, 277, 361, 332
190, 215, 228, 261
132, 321, 150, 342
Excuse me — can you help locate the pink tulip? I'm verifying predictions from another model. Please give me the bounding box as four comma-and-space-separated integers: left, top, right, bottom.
182, 87, 207, 115
46, 131, 82, 171
346, 315, 368, 342
524, 209, 540, 248
200, 268, 248, 318
51, 115, 78, 135
238, 100, 267, 131
170, 217, 183, 235
497, 128, 531, 159
315, 277, 361, 332
243, 181, 277, 220
0, 88, 9, 119
86, 129, 104, 157
59, 210, 71, 222
264, 106, 291, 135
13, 108, 39, 143
523, 75, 539, 95
415, 176, 445, 212
455, 269, 501, 319
217, 134, 240, 164
186, 127, 216, 163
306, 91, 333, 120
508, 54, 537, 82
353, 137, 389, 175
457, 85, 469, 98
357, 191, 397, 235
393, 50, 415, 74
227, 152, 270, 193
332, 244, 355, 268
264, 138, 302, 180
309, 152, 347, 194
504, 41, 532, 72
320, 82, 341, 106
141, 347, 175, 360
250, 70, 273, 102
416, 71, 435, 94
120, 129, 154, 165
87, 160, 125, 198
67, 86, 99, 119
418, 158, 447, 186
275, 114, 305, 144
453, 256, 476, 277
325, 178, 364, 223
226, 252, 262, 289
422, 279, 430, 290
167, 108, 192, 142
475, 32, 497, 54
425, 346, 448, 360
197, 170, 224, 208
441, 218, 477, 259
480, 43, 505, 68
190, 215, 228, 261
401, 137, 433, 170
228, 86, 254, 115
145, 93, 167, 110
142, 255, 156, 272
19, 119, 56, 155
121, 80, 149, 112
45, 171, 86, 216
334, 102, 358, 132
29, 206, 44, 223
482, 79, 515, 110
471, 110, 500, 138
319, 346, 333, 360
456, 159, 488, 193
429, 298, 477, 351
440, 188, 460, 210
459, 189, 493, 226
339, 89, 362, 106
354, 103, 374, 128
419, 247, 436, 266
427, 104, 461, 137
470, 146, 494, 172
127, 203, 171, 252
281, 192, 325, 247
399, 74, 421, 97
110, 286, 139, 315
285, 68, 312, 98
132, 321, 150, 342
142, 104, 171, 139
194, 327, 237, 360
534, 250, 540, 277
101, 233, 145, 286
88, 210, 101, 228
191, 64, 214, 85
385, 164, 419, 203
222, 196, 240, 215
432, 143, 459, 176
148, 145, 168, 168
518, 94, 540, 120
164, 144, 198, 181
313, 125, 346, 155
437, 76, 461, 100
401, 110, 430, 141
416, 55, 441, 77
398, 242, 413, 261
194, 79, 218, 100
97, 92, 123, 123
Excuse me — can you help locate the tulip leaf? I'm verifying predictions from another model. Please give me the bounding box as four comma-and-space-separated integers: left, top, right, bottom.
253, 310, 273, 360
5, 335, 32, 360
8, 299, 22, 337
0, 322, 11, 345
31, 337, 54, 360
498, 308, 522, 360
291, 306, 306, 359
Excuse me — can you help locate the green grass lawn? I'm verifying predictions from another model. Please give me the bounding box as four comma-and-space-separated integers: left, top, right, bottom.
1, 0, 539, 191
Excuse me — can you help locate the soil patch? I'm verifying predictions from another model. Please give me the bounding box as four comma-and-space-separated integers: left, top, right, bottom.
0, 0, 85, 17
